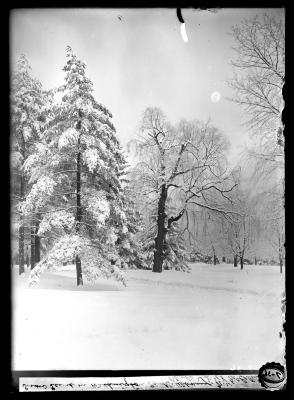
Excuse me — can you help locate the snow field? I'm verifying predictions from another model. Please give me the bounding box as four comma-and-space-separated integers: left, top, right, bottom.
12, 263, 285, 370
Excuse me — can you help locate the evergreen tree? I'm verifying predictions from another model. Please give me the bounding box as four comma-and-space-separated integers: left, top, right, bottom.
23, 46, 128, 286
10, 55, 49, 274
141, 207, 157, 269
115, 183, 146, 269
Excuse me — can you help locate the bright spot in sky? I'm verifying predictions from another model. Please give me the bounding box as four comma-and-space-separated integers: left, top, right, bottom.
180, 23, 188, 43
211, 91, 221, 103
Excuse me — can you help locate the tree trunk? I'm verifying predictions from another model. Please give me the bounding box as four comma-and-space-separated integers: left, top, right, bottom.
25, 247, 29, 268
279, 257, 283, 274
30, 225, 35, 270
254, 256, 257, 265
75, 133, 83, 286
34, 213, 41, 263
153, 184, 168, 273
75, 255, 83, 285
240, 256, 244, 270
213, 249, 217, 266
18, 174, 25, 275
233, 255, 238, 267
222, 256, 226, 263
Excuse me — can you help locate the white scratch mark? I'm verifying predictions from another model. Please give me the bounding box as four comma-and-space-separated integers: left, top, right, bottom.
180, 23, 188, 43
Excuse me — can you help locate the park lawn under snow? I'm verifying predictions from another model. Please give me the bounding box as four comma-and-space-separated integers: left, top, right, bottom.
12, 263, 285, 371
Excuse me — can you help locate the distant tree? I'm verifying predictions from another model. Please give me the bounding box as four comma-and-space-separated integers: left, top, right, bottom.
259, 188, 285, 273
194, 209, 226, 266
228, 214, 250, 270
223, 182, 268, 270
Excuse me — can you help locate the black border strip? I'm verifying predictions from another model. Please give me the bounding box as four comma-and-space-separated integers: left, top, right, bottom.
13, 369, 259, 377
7, 2, 289, 394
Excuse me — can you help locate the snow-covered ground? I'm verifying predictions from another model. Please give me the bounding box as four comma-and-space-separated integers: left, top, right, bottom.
12, 263, 285, 370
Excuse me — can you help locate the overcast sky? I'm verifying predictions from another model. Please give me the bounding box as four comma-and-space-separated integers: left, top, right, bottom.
10, 8, 284, 165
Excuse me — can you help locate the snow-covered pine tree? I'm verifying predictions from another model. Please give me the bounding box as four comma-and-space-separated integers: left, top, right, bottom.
140, 207, 158, 269
10, 55, 50, 274
117, 182, 147, 269
23, 46, 128, 286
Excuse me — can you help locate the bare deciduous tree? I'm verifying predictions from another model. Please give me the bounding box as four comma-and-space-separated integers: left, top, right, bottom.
229, 14, 285, 252
229, 13, 285, 144
131, 107, 238, 273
